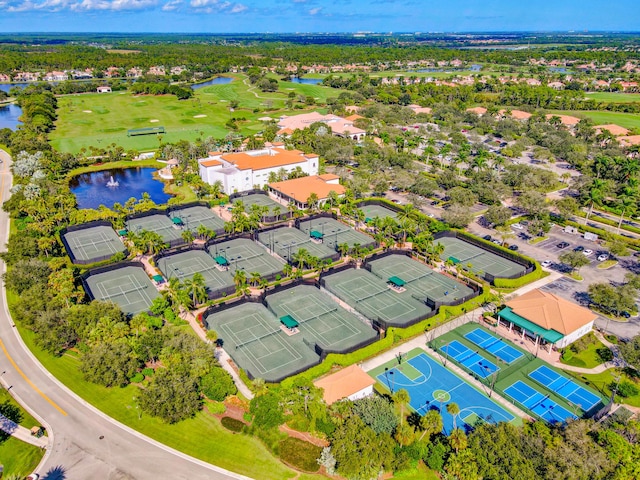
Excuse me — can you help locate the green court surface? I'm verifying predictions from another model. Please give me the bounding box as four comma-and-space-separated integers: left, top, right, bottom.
297, 217, 375, 250
367, 254, 475, 304
437, 237, 526, 278
258, 227, 337, 263
208, 238, 284, 278
322, 268, 432, 328
204, 302, 320, 382
359, 204, 398, 222
84, 265, 160, 315
63, 225, 126, 263
431, 323, 605, 422
127, 214, 184, 244
238, 194, 287, 220
156, 250, 233, 297
169, 205, 225, 233
265, 285, 377, 352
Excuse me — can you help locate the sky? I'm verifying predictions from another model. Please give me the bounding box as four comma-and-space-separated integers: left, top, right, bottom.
0, 0, 639, 33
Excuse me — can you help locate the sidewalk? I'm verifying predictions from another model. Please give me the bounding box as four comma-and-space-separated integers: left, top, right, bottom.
0, 413, 48, 448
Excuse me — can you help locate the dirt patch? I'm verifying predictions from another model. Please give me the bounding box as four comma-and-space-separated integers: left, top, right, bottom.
280, 424, 329, 447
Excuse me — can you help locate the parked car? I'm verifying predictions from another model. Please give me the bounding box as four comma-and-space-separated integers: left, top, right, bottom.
597, 253, 609, 261
541, 260, 552, 268
492, 239, 502, 245
573, 246, 585, 252
557, 242, 570, 249
508, 245, 519, 251
511, 223, 524, 230
583, 249, 594, 256
483, 235, 492, 241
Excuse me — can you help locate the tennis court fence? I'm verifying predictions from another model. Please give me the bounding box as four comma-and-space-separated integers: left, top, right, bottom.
229, 190, 290, 223
81, 262, 150, 312
61, 220, 129, 265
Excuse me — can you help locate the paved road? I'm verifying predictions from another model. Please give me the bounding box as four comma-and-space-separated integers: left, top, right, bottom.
0, 149, 249, 480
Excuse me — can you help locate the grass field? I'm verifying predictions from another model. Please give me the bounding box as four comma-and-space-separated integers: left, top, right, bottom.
50, 74, 348, 154
6, 289, 316, 479
559, 333, 607, 369
0, 437, 43, 478
550, 109, 640, 130
585, 92, 640, 103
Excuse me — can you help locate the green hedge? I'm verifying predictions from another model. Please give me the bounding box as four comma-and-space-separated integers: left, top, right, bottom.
278, 437, 322, 473
493, 264, 547, 289
220, 416, 245, 432
564, 219, 640, 248
573, 211, 640, 236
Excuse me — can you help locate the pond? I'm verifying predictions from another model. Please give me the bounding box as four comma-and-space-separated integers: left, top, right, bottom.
289, 77, 323, 85
191, 77, 234, 89
70, 167, 173, 210
0, 83, 29, 93
0, 104, 23, 130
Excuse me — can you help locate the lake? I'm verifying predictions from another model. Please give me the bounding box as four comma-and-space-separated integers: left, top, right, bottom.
0, 104, 23, 130
0, 83, 29, 93
70, 167, 173, 210
191, 77, 234, 90
289, 77, 323, 85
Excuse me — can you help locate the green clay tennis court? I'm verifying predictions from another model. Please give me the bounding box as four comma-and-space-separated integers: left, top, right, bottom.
126, 214, 184, 244
204, 302, 320, 382
156, 250, 233, 297
240, 194, 286, 220
84, 265, 160, 315
359, 204, 398, 222
437, 237, 526, 278
266, 285, 377, 352
258, 227, 337, 263
63, 225, 126, 263
367, 254, 475, 304
322, 268, 432, 327
208, 238, 284, 278
169, 205, 225, 234
297, 217, 375, 250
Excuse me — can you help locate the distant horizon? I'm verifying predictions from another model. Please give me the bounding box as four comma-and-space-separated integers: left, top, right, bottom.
1, 0, 639, 35
3, 30, 640, 35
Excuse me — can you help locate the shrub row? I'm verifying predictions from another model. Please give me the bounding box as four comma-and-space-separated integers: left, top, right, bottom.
278, 437, 322, 473
220, 416, 245, 432
493, 265, 547, 289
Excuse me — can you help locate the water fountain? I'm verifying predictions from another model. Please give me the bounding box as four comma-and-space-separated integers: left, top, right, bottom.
106, 175, 119, 187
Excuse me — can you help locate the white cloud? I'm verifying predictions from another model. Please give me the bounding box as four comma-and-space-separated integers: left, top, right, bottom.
7, 0, 157, 11
189, 0, 245, 13
229, 2, 245, 12
161, 0, 180, 10
308, 6, 320, 14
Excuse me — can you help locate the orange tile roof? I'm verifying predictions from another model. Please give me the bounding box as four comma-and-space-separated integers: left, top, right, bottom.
318, 173, 340, 181
200, 159, 222, 167
506, 289, 597, 335
619, 135, 640, 146
314, 365, 375, 405
345, 114, 364, 121
499, 109, 532, 120
466, 106, 487, 115
219, 148, 310, 171
594, 124, 630, 136
545, 114, 581, 126
269, 175, 346, 203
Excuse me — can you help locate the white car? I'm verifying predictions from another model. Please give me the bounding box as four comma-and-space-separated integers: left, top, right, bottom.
597, 254, 609, 262
583, 249, 594, 256
511, 223, 524, 230
541, 260, 552, 268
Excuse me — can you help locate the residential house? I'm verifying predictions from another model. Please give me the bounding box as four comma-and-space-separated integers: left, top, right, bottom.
43, 71, 68, 82
148, 66, 166, 76
594, 124, 630, 137
277, 112, 366, 141
198, 144, 319, 195
547, 81, 565, 90
466, 106, 487, 116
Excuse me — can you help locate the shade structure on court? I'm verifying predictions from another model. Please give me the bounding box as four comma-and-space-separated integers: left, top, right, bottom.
448, 256, 461, 264
118, 229, 128, 236
310, 230, 324, 240
172, 217, 183, 225
280, 315, 299, 329
152, 274, 164, 283
498, 307, 564, 344
388, 276, 406, 287
214, 255, 229, 266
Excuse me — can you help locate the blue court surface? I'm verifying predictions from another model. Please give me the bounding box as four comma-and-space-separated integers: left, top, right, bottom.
444, 340, 499, 378
504, 380, 577, 424
464, 328, 524, 364
529, 365, 602, 411
376, 353, 514, 434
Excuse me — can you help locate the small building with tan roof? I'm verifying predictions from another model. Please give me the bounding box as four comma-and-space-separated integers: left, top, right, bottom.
198, 144, 319, 195
408, 104, 433, 114
499, 109, 532, 121
268, 174, 345, 208
277, 112, 366, 141
313, 364, 376, 405
619, 135, 640, 147
594, 124, 630, 137
498, 289, 597, 351
466, 106, 487, 116
545, 114, 581, 126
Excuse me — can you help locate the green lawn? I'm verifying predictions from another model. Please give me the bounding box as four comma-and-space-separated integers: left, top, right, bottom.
567, 369, 640, 408
559, 333, 607, 369
549, 109, 640, 130
585, 92, 640, 103
0, 437, 43, 478
12, 318, 314, 480
50, 74, 349, 154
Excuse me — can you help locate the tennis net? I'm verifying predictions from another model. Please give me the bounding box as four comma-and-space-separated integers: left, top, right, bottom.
235, 330, 279, 349
100, 283, 148, 299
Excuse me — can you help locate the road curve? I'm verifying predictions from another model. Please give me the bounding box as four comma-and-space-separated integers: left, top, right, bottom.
0, 148, 250, 480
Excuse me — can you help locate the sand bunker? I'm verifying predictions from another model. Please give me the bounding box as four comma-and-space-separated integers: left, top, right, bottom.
83, 110, 92, 113
150, 119, 159, 123
193, 114, 207, 118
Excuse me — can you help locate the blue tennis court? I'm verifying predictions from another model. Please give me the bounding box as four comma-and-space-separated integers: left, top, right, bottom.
504, 380, 577, 424
444, 340, 499, 378
529, 365, 601, 411
375, 353, 515, 434
464, 328, 524, 364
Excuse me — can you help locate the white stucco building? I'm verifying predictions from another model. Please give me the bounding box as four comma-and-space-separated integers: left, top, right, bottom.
314, 365, 376, 405
277, 112, 366, 141
198, 143, 319, 195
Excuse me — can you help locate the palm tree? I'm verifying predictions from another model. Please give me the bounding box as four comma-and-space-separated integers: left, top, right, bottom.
283, 263, 293, 278
306, 192, 319, 212
249, 271, 262, 287
273, 205, 282, 221
183, 272, 208, 307
181, 229, 195, 244
616, 188, 638, 234
393, 388, 411, 425
419, 410, 443, 441
196, 224, 208, 240
448, 428, 467, 454
337, 242, 350, 258
584, 178, 609, 221
446, 402, 460, 430
293, 248, 310, 269
233, 269, 247, 288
